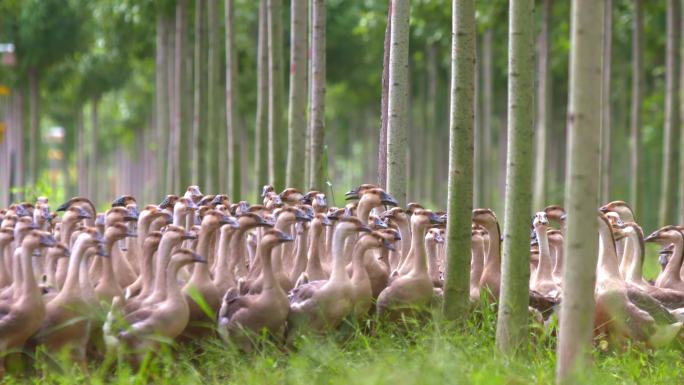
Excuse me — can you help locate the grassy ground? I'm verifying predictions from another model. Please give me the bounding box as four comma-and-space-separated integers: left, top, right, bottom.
4, 301, 684, 385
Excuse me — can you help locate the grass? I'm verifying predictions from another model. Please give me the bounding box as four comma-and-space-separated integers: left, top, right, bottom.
4, 301, 684, 385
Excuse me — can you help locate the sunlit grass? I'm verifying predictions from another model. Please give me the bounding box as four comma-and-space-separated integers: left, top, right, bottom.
5, 302, 684, 385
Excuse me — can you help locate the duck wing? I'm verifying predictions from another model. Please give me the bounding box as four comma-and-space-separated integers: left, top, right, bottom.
627, 287, 678, 324
218, 288, 254, 323
288, 280, 325, 304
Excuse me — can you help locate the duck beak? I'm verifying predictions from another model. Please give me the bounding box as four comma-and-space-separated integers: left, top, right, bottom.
295, 211, 312, 222
321, 216, 332, 226
39, 233, 57, 248
429, 212, 444, 225
55, 202, 70, 212
124, 209, 139, 222
315, 195, 327, 207
599, 206, 609, 214
77, 207, 92, 220
192, 252, 207, 263
111, 196, 127, 207
380, 191, 398, 207
644, 231, 660, 243
435, 233, 445, 244
345, 188, 360, 200
382, 238, 396, 251
182, 231, 197, 241
560, 213, 567, 221
97, 244, 109, 257
659, 253, 669, 269
261, 185, 273, 199
210, 195, 224, 206
374, 217, 389, 229
159, 196, 173, 209
277, 232, 294, 243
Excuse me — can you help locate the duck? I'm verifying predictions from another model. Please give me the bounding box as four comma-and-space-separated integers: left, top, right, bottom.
380, 207, 410, 271
303, 213, 332, 282
34, 228, 104, 371
426, 228, 444, 288
350, 231, 392, 318
96, 223, 136, 305
54, 204, 92, 290
218, 230, 293, 351
472, 209, 502, 301
0, 230, 55, 377
376, 209, 444, 320
288, 217, 371, 335
529, 212, 561, 300
469, 227, 486, 302
0, 228, 14, 288
646, 226, 684, 292
547, 229, 564, 286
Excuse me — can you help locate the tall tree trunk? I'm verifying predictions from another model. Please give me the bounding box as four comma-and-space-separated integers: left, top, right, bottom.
473, 39, 481, 208
12, 88, 24, 201
286, 0, 308, 190
556, 1, 604, 382
176, 0, 189, 190
166, 17, 178, 194
659, 0, 680, 226
225, 0, 241, 199
268, 0, 285, 189
426, 43, 439, 205
156, 16, 170, 196
680, 3, 684, 225
255, 0, 269, 198
308, 0, 326, 191
442, 0, 475, 322
600, 0, 612, 204
385, 0, 410, 206
495, 0, 535, 355
629, 0, 642, 216
207, 0, 220, 192
533, 0, 551, 211
89, 96, 100, 202
482, 29, 493, 208
193, 0, 208, 186
304, 0, 313, 187
76, 106, 87, 197
377, 0, 392, 190
27, 67, 39, 186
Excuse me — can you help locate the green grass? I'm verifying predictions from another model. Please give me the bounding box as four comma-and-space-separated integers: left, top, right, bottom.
5, 303, 684, 385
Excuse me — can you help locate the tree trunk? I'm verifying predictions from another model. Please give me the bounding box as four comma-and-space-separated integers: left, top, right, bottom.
225, 0, 241, 199
207, 0, 220, 192
166, 17, 178, 194
473, 39, 481, 209
629, 0, 642, 216
286, 0, 308, 190
555, 1, 604, 382
268, 0, 285, 189
533, 0, 551, 211
193, 0, 208, 186
12, 88, 24, 201
680, 4, 684, 225
385, 0, 410, 206
255, 0, 269, 198
377, 0, 392, 190
76, 106, 87, 197
89, 96, 100, 202
495, 0, 535, 355
308, 0, 326, 191
659, 0, 680, 226
600, 0, 612, 204
426, 43, 439, 205
176, 0, 189, 190
156, 15, 170, 196
482, 29, 493, 208
27, 67, 39, 186
304, 0, 313, 187
442, 0, 475, 322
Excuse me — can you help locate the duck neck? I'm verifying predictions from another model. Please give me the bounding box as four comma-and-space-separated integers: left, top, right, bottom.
625, 231, 645, 283
661, 234, 684, 282
152, 238, 176, 297
165, 261, 187, 302
356, 200, 373, 224
426, 239, 440, 281
470, 238, 485, 289
330, 228, 352, 282
483, 222, 501, 272
0, 241, 10, 284
306, 222, 324, 273
534, 226, 553, 281
190, 225, 215, 283
398, 219, 411, 261
597, 223, 622, 282
138, 244, 157, 297
260, 244, 279, 291
101, 239, 118, 285
79, 249, 95, 294
214, 228, 236, 283
61, 237, 88, 296
19, 245, 40, 298
290, 225, 309, 280
351, 241, 372, 282
410, 223, 429, 275
551, 242, 564, 280
173, 207, 186, 227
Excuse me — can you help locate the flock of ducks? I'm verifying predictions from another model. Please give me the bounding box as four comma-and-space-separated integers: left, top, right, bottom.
0, 184, 682, 375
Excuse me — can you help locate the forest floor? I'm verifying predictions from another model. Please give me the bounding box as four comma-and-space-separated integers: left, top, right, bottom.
5, 304, 684, 385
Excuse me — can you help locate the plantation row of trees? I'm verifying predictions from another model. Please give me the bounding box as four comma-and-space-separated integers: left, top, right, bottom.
0, 0, 681, 229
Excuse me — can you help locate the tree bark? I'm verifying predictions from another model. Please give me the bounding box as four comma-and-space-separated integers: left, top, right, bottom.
27, 67, 39, 186
268, 0, 285, 189
286, 0, 308, 190
156, 15, 170, 196
425, 42, 439, 205
556, 1, 604, 382
629, 0, 642, 217
193, 0, 208, 186
89, 95, 100, 202
207, 0, 220, 192
680, 3, 684, 225
385, 0, 410, 206
255, 0, 269, 198
442, 0, 475, 322
600, 0, 612, 204
377, 0, 392, 190
495, 0, 535, 355
308, 0, 326, 191
482, 29, 493, 208
176, 0, 189, 190
76, 106, 87, 197
659, 0, 680, 226
533, 0, 551, 211
225, 0, 241, 199
304, 0, 313, 188
166, 17, 178, 194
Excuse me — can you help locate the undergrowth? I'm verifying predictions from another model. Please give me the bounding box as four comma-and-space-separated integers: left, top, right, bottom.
4, 302, 684, 385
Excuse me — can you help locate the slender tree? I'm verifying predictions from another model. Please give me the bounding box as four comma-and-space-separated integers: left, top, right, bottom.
532, 0, 551, 211
495, 0, 535, 354
286, 0, 309, 190
659, 0, 680, 226
225, 0, 240, 199
680, 4, 684, 225
385, 0, 410, 206
426, 42, 439, 205
156, 14, 170, 196
27, 69, 38, 186
89, 95, 100, 202
207, 0, 220, 192
166, 17, 177, 194
193, 0, 208, 186
175, 0, 189, 189
600, 0, 612, 204
442, 0, 475, 322
629, 0, 642, 216
76, 106, 86, 197
255, 0, 269, 198
556, 0, 604, 382
377, 0, 392, 189
268, 0, 285, 189
482, 29, 493, 207
308, 0, 326, 190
